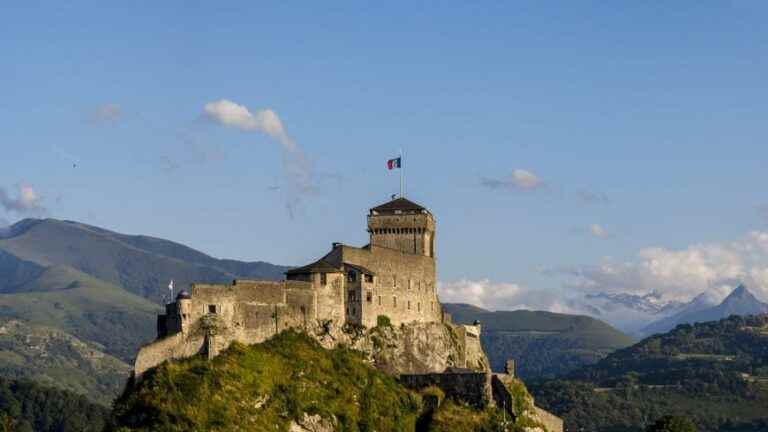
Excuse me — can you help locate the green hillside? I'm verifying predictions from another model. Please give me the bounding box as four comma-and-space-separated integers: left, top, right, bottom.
0, 319, 130, 405
0, 376, 111, 432
530, 314, 768, 432
443, 304, 634, 379
111, 330, 517, 432
0, 266, 160, 362
0, 218, 288, 302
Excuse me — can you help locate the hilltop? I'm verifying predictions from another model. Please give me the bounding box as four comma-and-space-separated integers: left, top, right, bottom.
443, 304, 634, 378
529, 314, 768, 432
112, 330, 532, 432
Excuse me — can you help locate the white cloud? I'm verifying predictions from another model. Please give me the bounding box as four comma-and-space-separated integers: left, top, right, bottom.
203, 99, 296, 152
589, 224, 610, 238
547, 231, 768, 304
481, 169, 543, 191
202, 99, 313, 214
438, 279, 576, 313
0, 183, 47, 215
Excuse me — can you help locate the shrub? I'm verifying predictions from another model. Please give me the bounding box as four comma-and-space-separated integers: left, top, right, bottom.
377, 315, 392, 328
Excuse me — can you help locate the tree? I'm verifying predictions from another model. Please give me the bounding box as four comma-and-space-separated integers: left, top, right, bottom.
646, 415, 697, 432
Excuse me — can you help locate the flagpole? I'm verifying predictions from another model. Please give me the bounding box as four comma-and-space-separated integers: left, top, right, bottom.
400, 148, 404, 198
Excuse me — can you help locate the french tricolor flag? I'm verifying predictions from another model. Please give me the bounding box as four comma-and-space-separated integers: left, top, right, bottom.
387, 157, 401, 170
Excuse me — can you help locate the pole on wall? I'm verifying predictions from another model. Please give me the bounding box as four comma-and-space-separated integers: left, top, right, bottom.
400, 148, 404, 198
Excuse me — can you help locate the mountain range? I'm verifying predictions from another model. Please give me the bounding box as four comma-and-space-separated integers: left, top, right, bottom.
639, 284, 768, 337
0, 218, 288, 403
442, 303, 634, 379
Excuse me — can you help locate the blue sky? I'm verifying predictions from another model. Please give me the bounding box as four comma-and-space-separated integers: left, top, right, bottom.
2, 2, 768, 318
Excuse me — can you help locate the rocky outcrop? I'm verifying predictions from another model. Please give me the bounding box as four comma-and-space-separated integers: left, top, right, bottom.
313, 320, 489, 374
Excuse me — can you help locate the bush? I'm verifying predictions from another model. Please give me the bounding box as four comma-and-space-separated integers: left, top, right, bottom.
377, 315, 392, 327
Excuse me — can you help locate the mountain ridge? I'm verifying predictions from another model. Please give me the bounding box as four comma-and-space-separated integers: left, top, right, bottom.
442, 303, 634, 379
640, 284, 768, 337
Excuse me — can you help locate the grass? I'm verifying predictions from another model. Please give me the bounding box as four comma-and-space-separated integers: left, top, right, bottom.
112, 330, 422, 431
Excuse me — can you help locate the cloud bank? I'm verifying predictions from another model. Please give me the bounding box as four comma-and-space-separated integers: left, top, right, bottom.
481, 169, 543, 191
438, 279, 577, 313
548, 231, 768, 304
0, 183, 47, 215
202, 99, 313, 214
439, 231, 768, 330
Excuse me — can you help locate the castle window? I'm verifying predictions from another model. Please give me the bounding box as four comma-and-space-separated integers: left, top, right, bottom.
320, 273, 327, 285
348, 290, 356, 301
366, 292, 372, 303
393, 276, 397, 287
393, 296, 397, 307
347, 271, 356, 283
378, 295, 382, 305
407, 301, 411, 310
365, 274, 373, 283
418, 302, 421, 312
208, 305, 217, 314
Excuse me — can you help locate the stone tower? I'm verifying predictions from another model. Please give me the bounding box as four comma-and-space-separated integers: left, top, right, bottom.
367, 197, 435, 257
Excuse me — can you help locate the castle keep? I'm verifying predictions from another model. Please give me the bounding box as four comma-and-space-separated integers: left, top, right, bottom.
135, 197, 464, 377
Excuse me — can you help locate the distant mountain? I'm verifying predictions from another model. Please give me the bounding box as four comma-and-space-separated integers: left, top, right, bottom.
442, 303, 635, 379
0, 319, 129, 405
0, 218, 289, 302
640, 285, 768, 337
0, 218, 290, 403
530, 314, 768, 432
586, 291, 686, 316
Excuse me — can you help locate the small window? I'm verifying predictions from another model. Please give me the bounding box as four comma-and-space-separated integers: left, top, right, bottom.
378, 295, 382, 306
366, 292, 372, 303
208, 305, 217, 314
320, 273, 327, 285
418, 302, 421, 312
407, 300, 411, 310
365, 274, 373, 283
348, 290, 356, 301
393, 296, 397, 307
347, 271, 356, 283
393, 276, 397, 287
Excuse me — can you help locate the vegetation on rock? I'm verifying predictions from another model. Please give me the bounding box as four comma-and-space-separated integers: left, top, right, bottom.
112, 330, 518, 432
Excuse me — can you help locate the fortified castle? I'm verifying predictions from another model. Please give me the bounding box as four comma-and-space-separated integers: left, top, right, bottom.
134, 197, 475, 377
132, 196, 563, 431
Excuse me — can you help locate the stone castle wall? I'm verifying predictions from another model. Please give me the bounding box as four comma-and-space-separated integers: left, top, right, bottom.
326, 244, 441, 327
368, 212, 435, 257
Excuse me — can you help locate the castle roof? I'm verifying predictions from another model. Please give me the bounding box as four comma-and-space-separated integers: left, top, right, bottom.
176, 290, 191, 300
285, 259, 341, 275
343, 262, 376, 276
370, 197, 428, 214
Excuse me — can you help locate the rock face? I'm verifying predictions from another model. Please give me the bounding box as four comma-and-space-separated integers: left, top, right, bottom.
325, 321, 489, 375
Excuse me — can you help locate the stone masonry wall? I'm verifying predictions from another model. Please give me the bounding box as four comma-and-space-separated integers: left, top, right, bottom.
332, 245, 440, 327
399, 372, 491, 409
